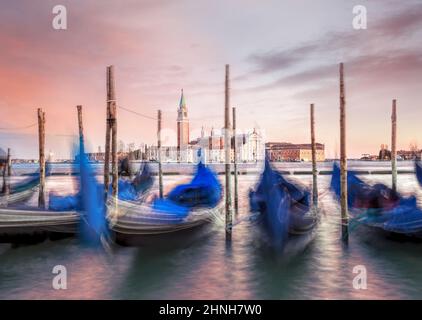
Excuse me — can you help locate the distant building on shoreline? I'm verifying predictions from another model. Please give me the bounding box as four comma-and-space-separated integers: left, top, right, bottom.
77, 90, 265, 164
376, 144, 421, 161
75, 91, 337, 164
136, 90, 265, 163
266, 142, 325, 162
397, 149, 422, 160
140, 128, 264, 163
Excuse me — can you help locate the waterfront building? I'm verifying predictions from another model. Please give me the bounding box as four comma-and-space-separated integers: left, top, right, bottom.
266, 142, 325, 162
189, 127, 264, 163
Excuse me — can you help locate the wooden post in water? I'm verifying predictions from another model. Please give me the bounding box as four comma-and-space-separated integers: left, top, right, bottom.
157, 110, 163, 198
77, 105, 85, 155
391, 99, 397, 193
105, 65, 118, 199
38, 108, 46, 208
108, 66, 118, 199
128, 146, 134, 178
339, 63, 348, 243
232, 107, 239, 215
224, 64, 233, 238
6, 148, 11, 177
1, 163, 7, 195
104, 67, 112, 197
310, 104, 318, 208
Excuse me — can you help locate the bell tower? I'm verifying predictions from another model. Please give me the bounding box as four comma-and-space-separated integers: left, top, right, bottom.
177, 89, 189, 160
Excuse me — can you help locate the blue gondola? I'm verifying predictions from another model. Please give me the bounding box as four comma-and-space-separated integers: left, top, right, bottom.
330, 162, 422, 238
249, 157, 317, 248
110, 161, 223, 247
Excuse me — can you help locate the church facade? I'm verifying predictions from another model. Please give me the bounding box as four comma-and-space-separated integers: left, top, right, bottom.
142, 90, 265, 163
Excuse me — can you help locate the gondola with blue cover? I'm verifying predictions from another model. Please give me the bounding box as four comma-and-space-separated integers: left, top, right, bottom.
0, 147, 115, 244
249, 156, 318, 249
48, 162, 153, 211
109, 161, 223, 246
330, 162, 422, 238
0, 164, 52, 207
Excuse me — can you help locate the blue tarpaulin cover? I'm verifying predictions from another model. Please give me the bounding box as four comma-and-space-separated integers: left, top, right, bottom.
249, 157, 313, 247
167, 162, 222, 208
148, 161, 222, 222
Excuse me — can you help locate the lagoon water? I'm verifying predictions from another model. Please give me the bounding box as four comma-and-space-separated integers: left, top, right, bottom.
1, 161, 422, 299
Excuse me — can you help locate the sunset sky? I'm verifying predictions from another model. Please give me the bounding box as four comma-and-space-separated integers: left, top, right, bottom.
0, 0, 421, 159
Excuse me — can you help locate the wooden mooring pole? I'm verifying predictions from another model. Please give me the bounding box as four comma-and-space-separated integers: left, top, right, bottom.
105, 65, 118, 199
77, 105, 85, 155
6, 148, 11, 177
104, 68, 112, 197
391, 99, 397, 193
339, 63, 348, 243
38, 108, 46, 208
310, 104, 318, 208
128, 146, 134, 178
232, 107, 239, 215
157, 110, 163, 198
224, 64, 233, 239
110, 91, 118, 199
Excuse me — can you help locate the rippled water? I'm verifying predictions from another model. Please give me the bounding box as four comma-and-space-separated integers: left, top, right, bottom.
1, 164, 422, 299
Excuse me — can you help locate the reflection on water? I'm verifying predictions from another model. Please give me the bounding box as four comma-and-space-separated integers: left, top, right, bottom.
1, 167, 422, 299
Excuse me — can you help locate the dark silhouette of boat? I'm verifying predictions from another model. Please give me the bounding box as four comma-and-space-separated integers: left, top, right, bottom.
330, 162, 422, 239
249, 157, 318, 251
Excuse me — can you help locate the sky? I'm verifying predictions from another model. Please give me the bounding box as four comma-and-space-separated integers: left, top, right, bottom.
0, 0, 421, 159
